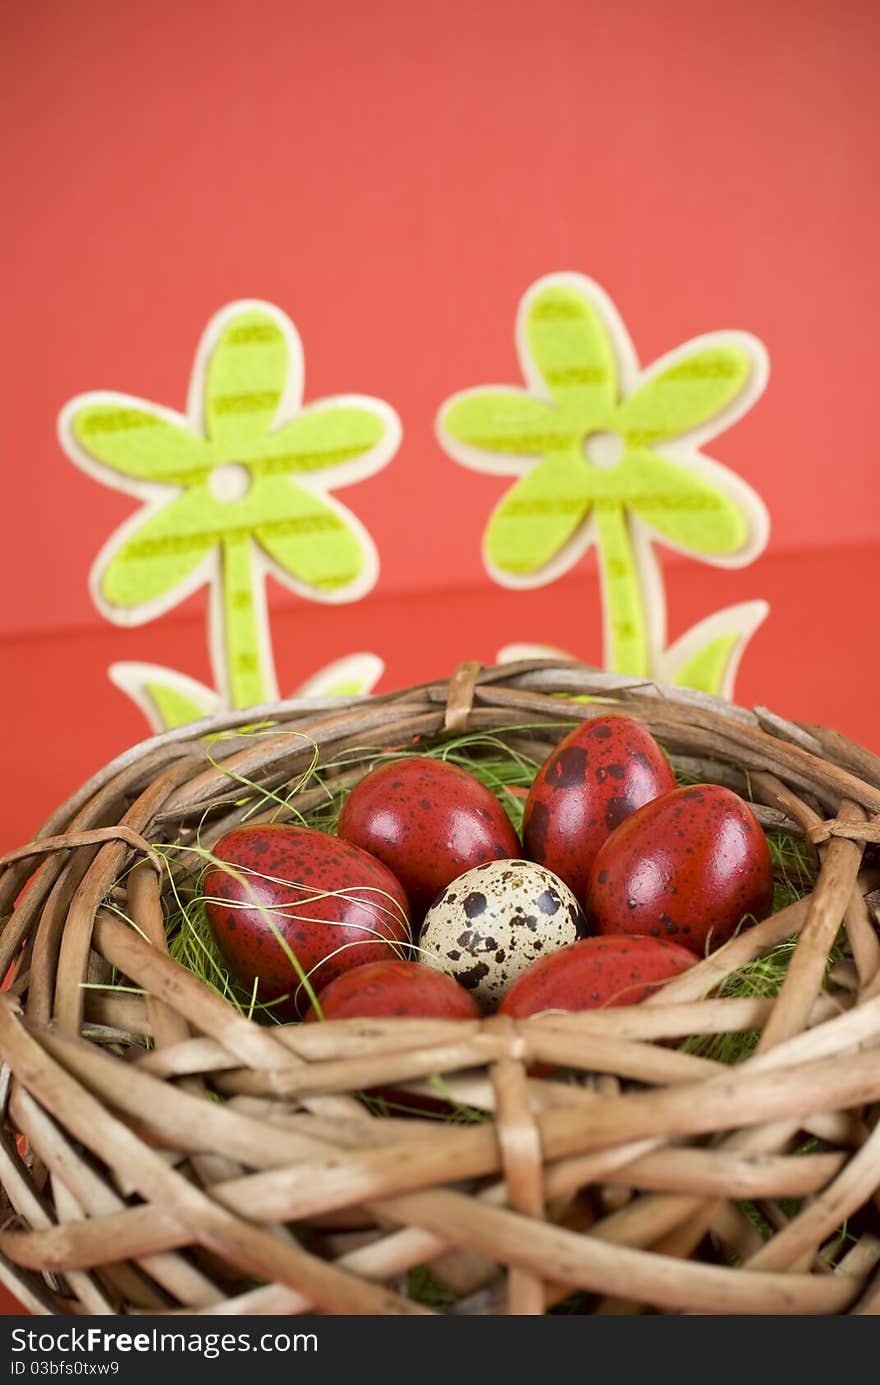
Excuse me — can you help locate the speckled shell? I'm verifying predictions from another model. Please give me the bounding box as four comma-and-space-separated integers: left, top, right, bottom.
499, 935, 700, 1018
304, 959, 481, 1022
337, 756, 521, 921
522, 715, 675, 903
418, 859, 586, 1012
587, 784, 774, 952
203, 824, 411, 1016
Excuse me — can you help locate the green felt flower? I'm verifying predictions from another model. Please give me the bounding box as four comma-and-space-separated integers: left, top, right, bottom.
60, 301, 400, 709
437, 274, 769, 678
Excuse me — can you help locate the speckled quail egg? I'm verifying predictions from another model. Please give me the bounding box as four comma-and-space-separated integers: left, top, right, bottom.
417, 858, 587, 1011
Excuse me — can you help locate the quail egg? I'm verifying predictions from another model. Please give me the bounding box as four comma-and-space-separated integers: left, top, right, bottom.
417, 858, 587, 1011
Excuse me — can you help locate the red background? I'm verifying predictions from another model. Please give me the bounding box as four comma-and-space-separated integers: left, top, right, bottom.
1, 0, 879, 1313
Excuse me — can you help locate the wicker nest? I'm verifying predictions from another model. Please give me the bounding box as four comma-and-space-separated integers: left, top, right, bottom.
1, 658, 879, 1317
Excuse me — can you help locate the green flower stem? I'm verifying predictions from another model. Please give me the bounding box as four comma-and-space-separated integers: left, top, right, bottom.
593, 502, 649, 677
220, 535, 272, 708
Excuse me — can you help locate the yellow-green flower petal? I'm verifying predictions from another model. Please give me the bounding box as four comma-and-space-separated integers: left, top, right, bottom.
441, 389, 571, 456
250, 403, 386, 477
205, 308, 289, 451
617, 450, 748, 555
70, 402, 209, 487
253, 477, 367, 594
615, 344, 751, 447
521, 281, 617, 425
98, 487, 219, 612
486, 450, 592, 577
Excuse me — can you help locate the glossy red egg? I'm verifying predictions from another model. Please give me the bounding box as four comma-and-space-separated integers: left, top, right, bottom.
499, 934, 700, 1017
587, 784, 774, 952
522, 715, 675, 902
304, 959, 482, 1022
203, 824, 410, 1016
337, 756, 521, 920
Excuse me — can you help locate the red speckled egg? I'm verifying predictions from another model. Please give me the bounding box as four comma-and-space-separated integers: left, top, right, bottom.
304, 959, 481, 1022
522, 715, 675, 902
337, 756, 521, 920
587, 784, 774, 952
203, 824, 410, 1016
499, 935, 700, 1017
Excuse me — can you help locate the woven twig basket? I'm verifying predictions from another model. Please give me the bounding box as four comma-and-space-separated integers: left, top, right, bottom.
1, 658, 879, 1317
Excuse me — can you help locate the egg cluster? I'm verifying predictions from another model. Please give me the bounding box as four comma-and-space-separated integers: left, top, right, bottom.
203, 718, 774, 1025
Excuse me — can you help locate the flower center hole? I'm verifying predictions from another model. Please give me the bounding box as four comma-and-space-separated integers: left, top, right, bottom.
210, 463, 252, 502
583, 430, 625, 469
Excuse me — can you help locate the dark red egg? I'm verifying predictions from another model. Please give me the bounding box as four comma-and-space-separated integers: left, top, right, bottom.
499, 934, 700, 1017
522, 715, 675, 902
304, 959, 480, 1118
203, 824, 410, 1016
587, 784, 774, 952
337, 756, 521, 920
304, 959, 482, 1022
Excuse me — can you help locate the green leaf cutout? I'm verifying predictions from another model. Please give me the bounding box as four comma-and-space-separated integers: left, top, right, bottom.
109, 663, 220, 732
671, 633, 739, 697
146, 681, 215, 729
321, 678, 367, 696
295, 653, 383, 699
